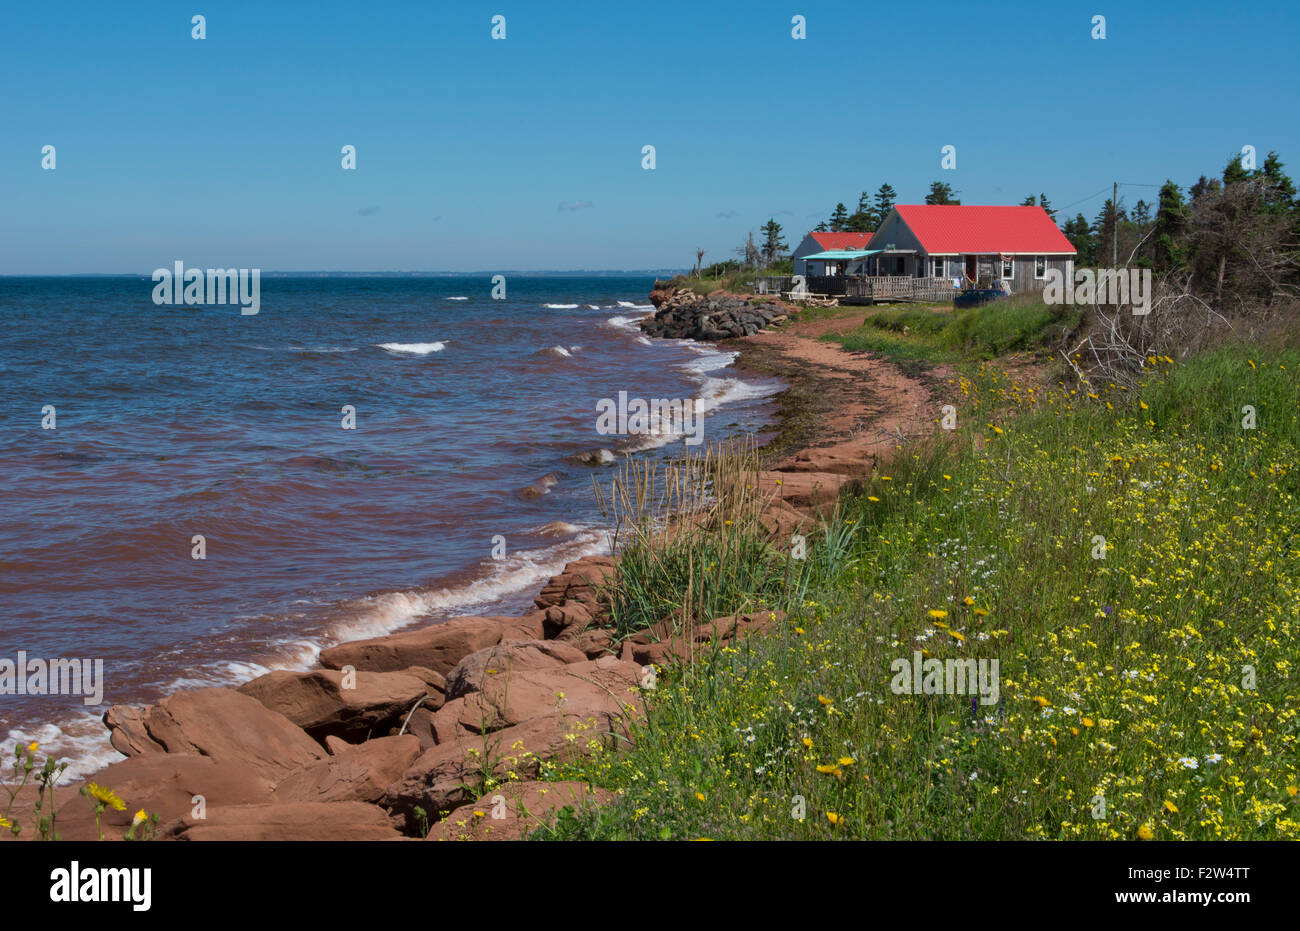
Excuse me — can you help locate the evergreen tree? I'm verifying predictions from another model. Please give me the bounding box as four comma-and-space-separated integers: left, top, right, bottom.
846, 191, 876, 232
1021, 193, 1056, 220
874, 184, 897, 221
829, 203, 850, 232
1259, 151, 1298, 214
1038, 193, 1056, 221
1152, 180, 1188, 272
1091, 198, 1127, 266
813, 220, 829, 233
1189, 175, 1220, 202
924, 181, 960, 205
1222, 153, 1250, 186
1062, 213, 1095, 265
760, 218, 788, 265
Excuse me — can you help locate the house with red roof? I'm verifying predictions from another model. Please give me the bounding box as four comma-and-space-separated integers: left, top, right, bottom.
791, 230, 875, 278
864, 205, 1076, 292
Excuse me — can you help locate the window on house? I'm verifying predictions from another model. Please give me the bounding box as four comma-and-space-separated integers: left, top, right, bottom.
1001, 257, 1014, 279
1034, 255, 1047, 279
932, 256, 944, 277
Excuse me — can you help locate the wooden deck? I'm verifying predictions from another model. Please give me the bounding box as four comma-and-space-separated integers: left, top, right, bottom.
753, 275, 957, 304
843, 276, 958, 304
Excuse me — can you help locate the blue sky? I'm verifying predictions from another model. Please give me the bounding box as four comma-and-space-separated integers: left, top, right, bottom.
2, 0, 1298, 273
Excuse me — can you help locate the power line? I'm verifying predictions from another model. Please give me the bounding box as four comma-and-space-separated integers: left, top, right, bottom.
1058, 181, 1163, 215
1058, 186, 1112, 211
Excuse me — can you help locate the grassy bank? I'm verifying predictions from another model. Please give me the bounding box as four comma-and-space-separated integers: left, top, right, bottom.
830, 294, 1080, 365
539, 340, 1300, 840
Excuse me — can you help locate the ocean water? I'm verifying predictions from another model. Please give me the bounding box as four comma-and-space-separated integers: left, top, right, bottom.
0, 275, 782, 776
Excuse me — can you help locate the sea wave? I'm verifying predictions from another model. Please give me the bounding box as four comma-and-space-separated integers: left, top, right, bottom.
542, 303, 579, 309
376, 341, 446, 355
605, 314, 650, 332
539, 345, 583, 358
6, 714, 126, 781
160, 528, 610, 693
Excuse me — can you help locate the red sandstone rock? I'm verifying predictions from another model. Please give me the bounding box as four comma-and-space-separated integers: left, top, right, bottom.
534, 556, 615, 615
237, 669, 429, 742
165, 801, 404, 841
498, 611, 548, 642
399, 665, 447, 696
775, 445, 874, 476
5, 755, 276, 841
274, 735, 420, 804
759, 470, 848, 511
396, 705, 439, 749
102, 688, 325, 782
451, 658, 644, 733
384, 710, 629, 826
543, 600, 594, 638
317, 616, 507, 675
429, 697, 476, 744
444, 639, 587, 701
102, 705, 164, 757
572, 628, 615, 659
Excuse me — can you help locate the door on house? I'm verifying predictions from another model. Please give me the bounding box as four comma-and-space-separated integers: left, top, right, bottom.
964, 256, 976, 282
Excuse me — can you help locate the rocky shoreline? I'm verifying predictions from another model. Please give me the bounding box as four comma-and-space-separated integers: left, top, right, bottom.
640, 280, 793, 340
8, 291, 903, 842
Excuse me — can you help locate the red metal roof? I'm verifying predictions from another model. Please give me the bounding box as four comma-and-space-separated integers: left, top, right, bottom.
883, 205, 1075, 254
810, 231, 875, 250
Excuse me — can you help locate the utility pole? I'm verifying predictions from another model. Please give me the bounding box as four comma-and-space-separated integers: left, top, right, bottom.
1113, 181, 1119, 267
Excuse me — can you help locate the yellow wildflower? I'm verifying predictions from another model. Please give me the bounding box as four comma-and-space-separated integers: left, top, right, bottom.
86, 783, 126, 812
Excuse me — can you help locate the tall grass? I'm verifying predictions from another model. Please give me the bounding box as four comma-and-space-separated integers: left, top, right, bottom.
834, 295, 1080, 363
592, 439, 857, 638
541, 343, 1300, 840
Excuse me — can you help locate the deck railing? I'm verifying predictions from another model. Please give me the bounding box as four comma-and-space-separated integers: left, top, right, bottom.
753, 276, 793, 295
845, 277, 958, 302
753, 275, 958, 303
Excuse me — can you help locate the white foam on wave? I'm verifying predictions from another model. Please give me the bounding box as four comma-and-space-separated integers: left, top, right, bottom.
542, 303, 579, 309
446, 296, 469, 301
7, 713, 126, 781
605, 313, 652, 332
696, 374, 779, 412
540, 345, 582, 358
680, 348, 740, 374
636, 336, 653, 346
534, 520, 583, 536
293, 345, 360, 354
586, 304, 600, 309
617, 300, 654, 310
377, 341, 446, 355
317, 529, 610, 647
